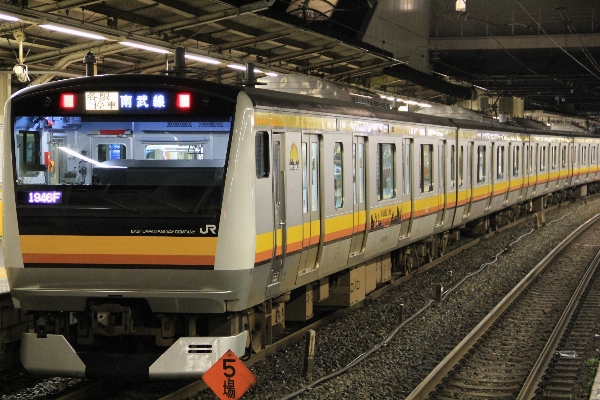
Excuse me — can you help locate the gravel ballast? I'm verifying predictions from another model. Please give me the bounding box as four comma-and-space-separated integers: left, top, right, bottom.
3, 198, 600, 400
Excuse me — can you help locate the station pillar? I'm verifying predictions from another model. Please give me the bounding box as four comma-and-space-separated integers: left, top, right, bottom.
0, 74, 11, 236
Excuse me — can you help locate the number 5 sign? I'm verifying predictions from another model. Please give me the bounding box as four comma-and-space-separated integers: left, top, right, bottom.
202, 349, 256, 400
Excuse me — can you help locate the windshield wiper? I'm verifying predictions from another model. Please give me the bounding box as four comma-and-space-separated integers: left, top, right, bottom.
142, 193, 189, 213
193, 168, 224, 214
84, 187, 138, 213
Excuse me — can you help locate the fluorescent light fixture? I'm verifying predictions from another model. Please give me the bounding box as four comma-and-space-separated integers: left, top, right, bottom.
0, 13, 19, 22
120, 41, 170, 54
405, 100, 419, 105
58, 147, 125, 168
185, 54, 221, 65
40, 24, 105, 40
227, 64, 261, 72
265, 72, 278, 77
418, 103, 432, 107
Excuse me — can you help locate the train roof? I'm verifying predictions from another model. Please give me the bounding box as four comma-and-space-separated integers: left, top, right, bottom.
8, 74, 598, 139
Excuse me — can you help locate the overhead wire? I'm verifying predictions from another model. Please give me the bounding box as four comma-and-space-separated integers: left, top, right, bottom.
513, 0, 600, 81
552, 0, 600, 75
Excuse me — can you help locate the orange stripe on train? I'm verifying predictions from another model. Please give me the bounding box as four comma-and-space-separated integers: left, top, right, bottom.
23, 253, 215, 266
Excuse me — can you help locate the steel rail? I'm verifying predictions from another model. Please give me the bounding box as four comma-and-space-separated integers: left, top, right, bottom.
405, 212, 600, 400
516, 240, 600, 399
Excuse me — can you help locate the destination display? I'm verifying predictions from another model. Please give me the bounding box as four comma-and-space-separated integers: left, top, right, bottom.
60, 91, 193, 113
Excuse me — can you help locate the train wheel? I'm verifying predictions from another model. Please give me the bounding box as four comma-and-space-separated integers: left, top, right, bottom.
251, 329, 262, 354
245, 312, 262, 354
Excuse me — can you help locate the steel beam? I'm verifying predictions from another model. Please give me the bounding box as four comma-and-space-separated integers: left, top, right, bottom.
430, 33, 600, 51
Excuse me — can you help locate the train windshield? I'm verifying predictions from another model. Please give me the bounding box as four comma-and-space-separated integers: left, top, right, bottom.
12, 116, 232, 216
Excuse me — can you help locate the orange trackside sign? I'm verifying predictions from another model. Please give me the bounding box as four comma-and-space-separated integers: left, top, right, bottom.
202, 349, 256, 399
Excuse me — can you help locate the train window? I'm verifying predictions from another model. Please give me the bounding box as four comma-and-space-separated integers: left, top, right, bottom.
561, 146, 566, 168
528, 146, 533, 174
512, 146, 520, 177
377, 143, 395, 200
421, 144, 433, 193
551, 146, 558, 170
459, 145, 464, 187
582, 146, 587, 166
477, 145, 486, 183
97, 144, 127, 162
273, 141, 281, 206
592, 147, 597, 165
358, 143, 365, 204
497, 145, 505, 179
302, 142, 308, 213
311, 142, 319, 212
255, 131, 270, 178
450, 145, 455, 188
334, 142, 343, 209
540, 146, 547, 171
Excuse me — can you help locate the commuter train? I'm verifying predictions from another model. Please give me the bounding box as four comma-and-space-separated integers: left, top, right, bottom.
4, 74, 599, 379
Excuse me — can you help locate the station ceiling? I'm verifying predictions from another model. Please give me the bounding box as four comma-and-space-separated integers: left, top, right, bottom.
0, 0, 598, 118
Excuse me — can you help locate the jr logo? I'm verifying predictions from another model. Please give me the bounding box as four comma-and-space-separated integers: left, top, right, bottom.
199, 224, 217, 235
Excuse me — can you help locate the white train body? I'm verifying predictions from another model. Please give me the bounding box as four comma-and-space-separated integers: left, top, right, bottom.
4, 75, 598, 379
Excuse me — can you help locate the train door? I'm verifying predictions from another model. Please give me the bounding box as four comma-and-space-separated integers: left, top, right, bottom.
435, 140, 446, 226
475, 141, 491, 211
47, 135, 66, 185
560, 143, 568, 188
582, 145, 589, 181
297, 134, 321, 276
542, 144, 550, 190
463, 141, 474, 218
520, 143, 528, 198
570, 143, 577, 185
506, 143, 513, 203
19, 130, 45, 184
266, 133, 286, 296
350, 136, 366, 256
488, 142, 498, 209
90, 136, 132, 184
268, 131, 304, 294
399, 137, 413, 238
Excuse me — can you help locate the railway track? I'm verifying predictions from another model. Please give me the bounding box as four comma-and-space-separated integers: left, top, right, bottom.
406, 213, 600, 399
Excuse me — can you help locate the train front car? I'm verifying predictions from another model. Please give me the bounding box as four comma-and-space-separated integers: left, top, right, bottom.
4, 75, 258, 379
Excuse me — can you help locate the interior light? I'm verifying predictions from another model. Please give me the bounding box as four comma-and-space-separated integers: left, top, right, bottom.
265, 72, 278, 77
176, 93, 191, 109
0, 13, 19, 22
60, 93, 76, 109
120, 42, 170, 54
185, 54, 221, 65
40, 24, 105, 40
418, 103, 432, 107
